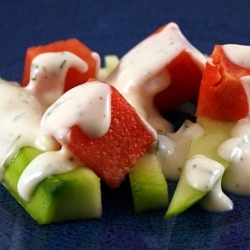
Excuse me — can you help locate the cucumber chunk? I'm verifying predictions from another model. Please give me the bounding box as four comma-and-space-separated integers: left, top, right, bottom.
3, 147, 102, 224
129, 152, 168, 213
166, 118, 235, 218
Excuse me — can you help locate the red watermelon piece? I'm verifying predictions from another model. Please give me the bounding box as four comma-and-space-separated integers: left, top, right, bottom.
153, 23, 206, 113
22, 38, 99, 92
61, 80, 156, 188
155, 50, 204, 113
197, 44, 250, 121
107, 22, 206, 117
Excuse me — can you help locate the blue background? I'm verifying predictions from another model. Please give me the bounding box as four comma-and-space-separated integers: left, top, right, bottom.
1, 0, 250, 249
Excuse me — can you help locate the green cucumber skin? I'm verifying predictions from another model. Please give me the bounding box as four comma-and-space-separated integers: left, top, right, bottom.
165, 176, 206, 218
129, 152, 168, 213
4, 147, 102, 225
166, 118, 235, 218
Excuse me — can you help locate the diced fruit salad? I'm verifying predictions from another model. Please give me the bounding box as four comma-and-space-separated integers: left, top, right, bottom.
1, 21, 250, 224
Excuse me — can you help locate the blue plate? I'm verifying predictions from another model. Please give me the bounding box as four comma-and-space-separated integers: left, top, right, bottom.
1, 1, 250, 249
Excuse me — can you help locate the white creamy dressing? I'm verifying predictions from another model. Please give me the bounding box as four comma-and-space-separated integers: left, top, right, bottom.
199, 180, 233, 212
184, 155, 224, 192
0, 79, 57, 180
157, 121, 204, 180
223, 44, 250, 69
17, 147, 77, 201
188, 155, 233, 211
25, 51, 89, 112
106, 22, 206, 133
0, 51, 101, 200
41, 81, 112, 141
182, 154, 233, 212
218, 117, 250, 195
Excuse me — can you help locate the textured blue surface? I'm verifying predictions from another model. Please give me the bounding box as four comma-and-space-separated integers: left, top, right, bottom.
1, 0, 250, 249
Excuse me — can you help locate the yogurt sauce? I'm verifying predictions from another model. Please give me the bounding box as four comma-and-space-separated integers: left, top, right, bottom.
183, 154, 233, 212
40, 81, 112, 142
157, 120, 204, 180
183, 154, 234, 213
184, 155, 224, 192
106, 22, 206, 133
0, 51, 101, 200
17, 147, 77, 201
199, 179, 233, 212
223, 44, 250, 69
26, 51, 89, 112
0, 79, 57, 181
218, 117, 250, 195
